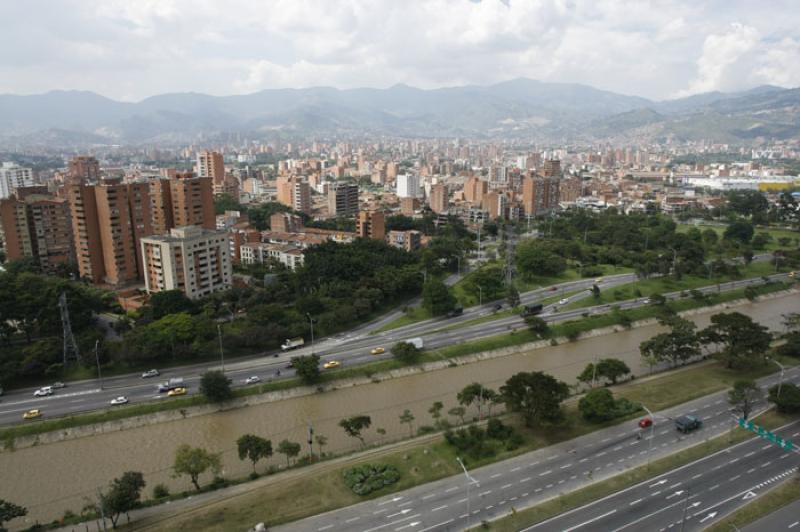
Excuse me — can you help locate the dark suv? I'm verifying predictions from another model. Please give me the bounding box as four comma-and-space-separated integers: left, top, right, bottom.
675, 415, 702, 433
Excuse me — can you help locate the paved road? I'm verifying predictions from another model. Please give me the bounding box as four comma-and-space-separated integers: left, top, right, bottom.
0, 269, 790, 426
275, 366, 800, 532
742, 499, 800, 531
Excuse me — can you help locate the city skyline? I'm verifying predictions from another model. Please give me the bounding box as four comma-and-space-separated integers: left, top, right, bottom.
1, 1, 799, 101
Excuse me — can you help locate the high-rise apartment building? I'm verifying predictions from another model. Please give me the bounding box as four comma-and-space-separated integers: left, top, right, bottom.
169, 172, 215, 229
396, 174, 420, 198
543, 159, 562, 178
429, 183, 448, 214
196, 151, 225, 182
357, 210, 385, 241
0, 162, 35, 198
141, 226, 232, 300
68, 156, 101, 181
270, 212, 304, 233
277, 176, 311, 214
399, 197, 421, 216
521, 176, 560, 217
387, 230, 422, 252
464, 176, 488, 205
482, 191, 507, 220
328, 183, 359, 217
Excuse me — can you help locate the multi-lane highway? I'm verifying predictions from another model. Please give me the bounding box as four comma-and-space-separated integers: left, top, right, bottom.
275, 366, 800, 532
0, 269, 792, 426
742, 499, 800, 531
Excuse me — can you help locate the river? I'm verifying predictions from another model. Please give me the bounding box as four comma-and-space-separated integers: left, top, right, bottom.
2, 293, 797, 527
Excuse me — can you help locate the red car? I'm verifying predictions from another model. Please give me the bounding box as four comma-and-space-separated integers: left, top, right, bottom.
638, 417, 653, 429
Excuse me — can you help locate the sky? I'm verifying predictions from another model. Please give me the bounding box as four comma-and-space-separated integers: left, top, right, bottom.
1, 0, 799, 102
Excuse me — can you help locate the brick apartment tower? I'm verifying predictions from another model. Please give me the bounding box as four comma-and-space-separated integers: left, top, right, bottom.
429, 183, 448, 214
521, 175, 560, 218
357, 210, 385, 241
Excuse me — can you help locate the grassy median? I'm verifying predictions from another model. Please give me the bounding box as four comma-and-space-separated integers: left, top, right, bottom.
704, 476, 800, 532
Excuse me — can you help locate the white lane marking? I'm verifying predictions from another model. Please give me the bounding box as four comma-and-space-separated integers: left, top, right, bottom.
490, 473, 502, 479
630, 499, 643, 506
511, 466, 521, 472
387, 509, 413, 518
563, 509, 617, 532
579, 458, 589, 463
345, 517, 360, 523
521, 477, 532, 483
431, 505, 448, 512
318, 526, 333, 531
379, 497, 404, 506
761, 461, 772, 467
561, 463, 573, 469
729, 475, 741, 482
787, 521, 798, 529
597, 452, 607, 457
547, 455, 558, 461
479, 490, 492, 497
374, 509, 388, 515
539, 470, 552, 476
421, 494, 436, 500
419, 520, 453, 532
709, 484, 720, 491
444, 487, 458, 493
745, 451, 756, 457
691, 474, 702, 480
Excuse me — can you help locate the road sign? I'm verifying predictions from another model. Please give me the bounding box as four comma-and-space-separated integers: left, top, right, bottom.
737, 418, 796, 451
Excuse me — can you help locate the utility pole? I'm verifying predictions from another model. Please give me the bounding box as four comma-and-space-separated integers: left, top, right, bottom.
679, 488, 691, 532
217, 324, 225, 373
477, 285, 483, 307
307, 422, 315, 460
769, 357, 786, 397
94, 339, 104, 390
307, 313, 315, 355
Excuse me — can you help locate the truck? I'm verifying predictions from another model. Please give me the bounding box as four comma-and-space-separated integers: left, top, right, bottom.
407, 337, 424, 349
281, 337, 305, 351
158, 377, 184, 393
675, 415, 702, 433
446, 307, 463, 318
521, 303, 544, 317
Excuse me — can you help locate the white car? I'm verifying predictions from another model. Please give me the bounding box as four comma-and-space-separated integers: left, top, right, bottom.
244, 376, 261, 385
141, 369, 160, 379
110, 396, 129, 406
558, 298, 569, 305
51, 382, 67, 389
33, 386, 53, 397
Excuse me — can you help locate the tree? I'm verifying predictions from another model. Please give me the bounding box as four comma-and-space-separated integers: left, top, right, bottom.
0, 499, 27, 531
741, 248, 754, 265
639, 316, 700, 368
339, 415, 372, 448
391, 341, 421, 364
515, 240, 567, 277
506, 285, 520, 308
200, 370, 233, 403
458, 383, 493, 420
723, 220, 754, 244
292, 354, 321, 384
728, 380, 761, 420
591, 284, 601, 300
524, 315, 549, 337
768, 383, 800, 413
699, 312, 772, 369
596, 358, 631, 384
236, 434, 273, 471
277, 439, 301, 467
579, 388, 617, 422
102, 471, 146, 528
147, 290, 196, 320
448, 406, 466, 424
173, 444, 221, 491
577, 363, 597, 387
399, 409, 415, 437
500, 371, 570, 427
428, 401, 444, 421
314, 434, 328, 456
422, 279, 456, 316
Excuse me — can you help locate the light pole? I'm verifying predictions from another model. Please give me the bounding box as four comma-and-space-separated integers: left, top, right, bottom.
94, 339, 104, 390
307, 313, 315, 355
640, 403, 655, 466
217, 323, 225, 373
477, 285, 483, 307
768, 357, 786, 397
456, 456, 479, 528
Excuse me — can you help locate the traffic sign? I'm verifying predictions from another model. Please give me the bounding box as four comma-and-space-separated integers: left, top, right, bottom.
737, 418, 796, 451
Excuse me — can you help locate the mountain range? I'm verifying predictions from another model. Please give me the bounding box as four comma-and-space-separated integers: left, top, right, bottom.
0, 79, 798, 147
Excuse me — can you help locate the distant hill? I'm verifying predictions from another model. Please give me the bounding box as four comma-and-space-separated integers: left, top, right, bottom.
0, 79, 798, 146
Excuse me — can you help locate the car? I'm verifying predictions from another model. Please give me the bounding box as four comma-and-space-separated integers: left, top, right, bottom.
110, 396, 129, 406
141, 369, 160, 379
549, 286, 558, 292
323, 360, 341, 369
642, 298, 651, 304
244, 376, 261, 385
371, 347, 385, 355
595, 278, 604, 283
167, 387, 187, 397
23, 409, 42, 420
789, 271, 796, 278
675, 414, 702, 433
33, 386, 53, 397
638, 417, 653, 429
51, 382, 66, 389
493, 304, 503, 311
558, 298, 569, 305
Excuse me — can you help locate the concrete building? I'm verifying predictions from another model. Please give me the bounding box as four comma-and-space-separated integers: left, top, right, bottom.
522, 175, 560, 217
68, 156, 100, 182
150, 172, 215, 234
464, 176, 488, 205
277, 176, 311, 214
0, 162, 34, 199
429, 183, 448, 214
387, 229, 422, 252
140, 226, 232, 300
543, 159, 562, 178
328, 183, 360, 217
196, 151, 225, 182
357, 210, 385, 241
396, 174, 420, 198
240, 243, 305, 270
270, 212, 304, 233
400, 197, 421, 216
482, 191, 507, 220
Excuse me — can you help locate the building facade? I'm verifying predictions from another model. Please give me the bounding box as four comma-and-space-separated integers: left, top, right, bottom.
429, 183, 448, 214
357, 210, 385, 241
396, 174, 420, 198
0, 162, 34, 199
521, 175, 560, 217
328, 183, 359, 217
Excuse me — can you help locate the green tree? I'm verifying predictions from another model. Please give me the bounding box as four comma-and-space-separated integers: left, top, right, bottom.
741, 248, 754, 265
236, 434, 273, 471
768, 383, 800, 413
314, 434, 328, 456
458, 383, 492, 420
428, 401, 444, 421
723, 220, 754, 244
339, 415, 372, 448
506, 285, 520, 308
500, 371, 570, 427
578, 388, 617, 422
727, 380, 761, 420
596, 358, 631, 384
0, 499, 27, 532
699, 312, 772, 369
277, 439, 301, 467
147, 290, 196, 320
173, 444, 221, 491
399, 409, 415, 437
524, 315, 549, 337
102, 471, 146, 528
448, 406, 466, 424
199, 370, 233, 403
577, 363, 597, 387
515, 240, 567, 277
591, 284, 601, 300
639, 315, 700, 368
292, 354, 321, 384
422, 279, 456, 316
391, 341, 422, 364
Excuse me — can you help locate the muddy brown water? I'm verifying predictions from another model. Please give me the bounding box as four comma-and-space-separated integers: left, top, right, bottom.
2, 294, 798, 527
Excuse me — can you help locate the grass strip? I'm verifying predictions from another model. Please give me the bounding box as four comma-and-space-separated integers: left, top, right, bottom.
474, 410, 796, 532
704, 477, 800, 532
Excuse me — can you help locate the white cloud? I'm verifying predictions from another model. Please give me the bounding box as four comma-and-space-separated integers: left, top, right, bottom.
0, 0, 798, 100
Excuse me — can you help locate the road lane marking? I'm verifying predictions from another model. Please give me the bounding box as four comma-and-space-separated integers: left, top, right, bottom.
490, 473, 502, 479
479, 490, 492, 496
419, 520, 453, 532
629, 499, 642, 506
431, 505, 447, 512
563, 509, 617, 532
539, 470, 552, 476
560, 463, 573, 469
318, 525, 333, 531
345, 517, 360, 523
398, 501, 413, 507
520, 477, 531, 483
511, 466, 521, 472
374, 509, 388, 515
421, 494, 435, 500
444, 487, 458, 493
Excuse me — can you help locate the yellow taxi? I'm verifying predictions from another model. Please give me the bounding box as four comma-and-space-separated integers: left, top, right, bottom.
167, 387, 187, 397
371, 347, 385, 355
323, 360, 341, 369
23, 409, 42, 420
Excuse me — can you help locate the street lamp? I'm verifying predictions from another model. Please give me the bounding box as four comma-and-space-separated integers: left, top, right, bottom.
477, 285, 483, 307
94, 339, 104, 390
640, 403, 656, 467
217, 324, 225, 373
307, 313, 315, 355
456, 456, 479, 528
768, 357, 786, 397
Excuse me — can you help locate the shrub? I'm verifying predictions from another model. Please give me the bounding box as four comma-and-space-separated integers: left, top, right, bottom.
417, 425, 436, 435
343, 464, 401, 496
152, 484, 170, 499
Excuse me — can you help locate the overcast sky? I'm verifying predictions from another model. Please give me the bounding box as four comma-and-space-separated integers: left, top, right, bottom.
1, 0, 798, 101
